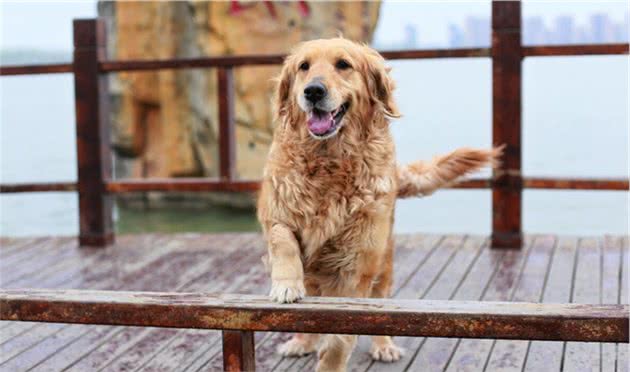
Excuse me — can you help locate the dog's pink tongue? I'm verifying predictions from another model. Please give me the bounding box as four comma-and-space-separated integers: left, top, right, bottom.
307, 112, 333, 135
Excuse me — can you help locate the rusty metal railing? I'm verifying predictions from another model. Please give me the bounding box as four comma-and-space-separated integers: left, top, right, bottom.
1, 289, 627, 371
0, 2, 628, 248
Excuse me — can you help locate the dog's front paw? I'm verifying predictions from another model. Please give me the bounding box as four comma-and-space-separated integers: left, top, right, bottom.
269, 279, 305, 303
370, 342, 404, 363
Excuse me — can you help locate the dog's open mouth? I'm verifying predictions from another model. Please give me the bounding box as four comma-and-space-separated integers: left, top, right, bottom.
306, 102, 349, 139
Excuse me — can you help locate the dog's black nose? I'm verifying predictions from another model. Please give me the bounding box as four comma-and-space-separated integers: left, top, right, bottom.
304, 82, 327, 103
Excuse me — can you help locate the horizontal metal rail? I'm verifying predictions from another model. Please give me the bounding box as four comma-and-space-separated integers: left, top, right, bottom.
523, 43, 629, 57
0, 182, 78, 193
106, 179, 260, 193
98, 47, 492, 72
524, 177, 629, 190
0, 63, 73, 76
1, 44, 627, 76
1, 177, 627, 194
1, 289, 628, 342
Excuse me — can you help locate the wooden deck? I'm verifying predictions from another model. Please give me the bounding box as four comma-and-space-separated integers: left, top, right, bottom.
0, 233, 627, 371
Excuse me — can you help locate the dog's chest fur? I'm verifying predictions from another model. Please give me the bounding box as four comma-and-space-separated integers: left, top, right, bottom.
261, 132, 396, 259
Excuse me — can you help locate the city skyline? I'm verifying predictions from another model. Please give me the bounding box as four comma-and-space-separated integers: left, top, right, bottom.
375, 12, 629, 50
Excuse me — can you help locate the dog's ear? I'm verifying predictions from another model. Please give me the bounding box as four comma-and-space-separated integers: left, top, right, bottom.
364, 48, 401, 119
272, 56, 295, 121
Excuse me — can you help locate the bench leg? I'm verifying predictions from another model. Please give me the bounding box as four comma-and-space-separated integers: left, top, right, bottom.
222, 330, 255, 371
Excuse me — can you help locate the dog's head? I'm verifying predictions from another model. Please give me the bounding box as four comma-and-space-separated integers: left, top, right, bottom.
274, 38, 400, 140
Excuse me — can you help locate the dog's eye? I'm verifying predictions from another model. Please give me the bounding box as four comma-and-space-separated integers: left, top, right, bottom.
335, 59, 351, 70
299, 61, 310, 71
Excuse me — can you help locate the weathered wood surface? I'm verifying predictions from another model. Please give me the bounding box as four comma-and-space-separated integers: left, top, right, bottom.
491, 0, 523, 248
3, 177, 627, 194
3, 288, 626, 342
0, 233, 627, 371
1, 43, 627, 76
73, 19, 114, 247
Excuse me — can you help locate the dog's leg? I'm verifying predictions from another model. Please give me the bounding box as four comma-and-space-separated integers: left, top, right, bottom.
316, 275, 376, 372
278, 281, 320, 357
267, 224, 306, 303
278, 333, 320, 357
316, 214, 391, 372
368, 238, 404, 362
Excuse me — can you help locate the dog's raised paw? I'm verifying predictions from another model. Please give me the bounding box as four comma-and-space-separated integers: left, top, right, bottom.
269, 279, 305, 303
370, 343, 404, 363
277, 338, 316, 357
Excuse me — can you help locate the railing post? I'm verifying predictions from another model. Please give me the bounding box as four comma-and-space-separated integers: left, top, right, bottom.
491, 1, 523, 248
73, 19, 114, 247
218, 67, 236, 181
222, 330, 255, 371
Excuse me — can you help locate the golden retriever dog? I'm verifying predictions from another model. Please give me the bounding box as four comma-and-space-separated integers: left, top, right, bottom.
257, 38, 500, 372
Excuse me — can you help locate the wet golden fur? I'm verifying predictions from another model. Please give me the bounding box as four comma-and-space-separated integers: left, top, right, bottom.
257, 38, 500, 371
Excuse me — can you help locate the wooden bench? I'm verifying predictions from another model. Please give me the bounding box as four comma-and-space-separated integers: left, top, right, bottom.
1, 289, 627, 371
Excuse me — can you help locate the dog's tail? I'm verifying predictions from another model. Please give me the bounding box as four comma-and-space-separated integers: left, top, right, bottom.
396, 146, 503, 198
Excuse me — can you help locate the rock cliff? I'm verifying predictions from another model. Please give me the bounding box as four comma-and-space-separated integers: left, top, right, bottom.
98, 1, 381, 207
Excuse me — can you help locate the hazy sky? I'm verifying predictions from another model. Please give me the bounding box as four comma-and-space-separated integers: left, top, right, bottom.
1, 1, 628, 51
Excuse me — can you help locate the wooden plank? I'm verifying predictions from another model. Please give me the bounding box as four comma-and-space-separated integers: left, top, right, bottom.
3, 291, 624, 343
2, 282, 626, 342
93, 235, 261, 371
602, 237, 623, 372
413, 238, 510, 372
491, 0, 523, 248
0, 237, 42, 255
484, 235, 556, 371
402, 239, 507, 372
0, 238, 58, 273
0, 235, 176, 368
73, 18, 114, 247
51, 234, 248, 371
0, 323, 66, 364
446, 237, 533, 371
3, 234, 232, 370
564, 238, 603, 371
267, 234, 443, 372
401, 237, 489, 372
0, 323, 108, 371
523, 237, 579, 372
1, 238, 77, 284
0, 244, 112, 345
0, 238, 111, 353
0, 322, 38, 344
223, 330, 255, 372
4, 245, 112, 289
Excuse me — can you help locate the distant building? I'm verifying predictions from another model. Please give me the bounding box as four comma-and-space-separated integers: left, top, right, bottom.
553, 16, 574, 44
386, 11, 628, 50
590, 13, 615, 43
524, 16, 546, 44
448, 24, 464, 48
464, 16, 490, 47
403, 24, 418, 48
